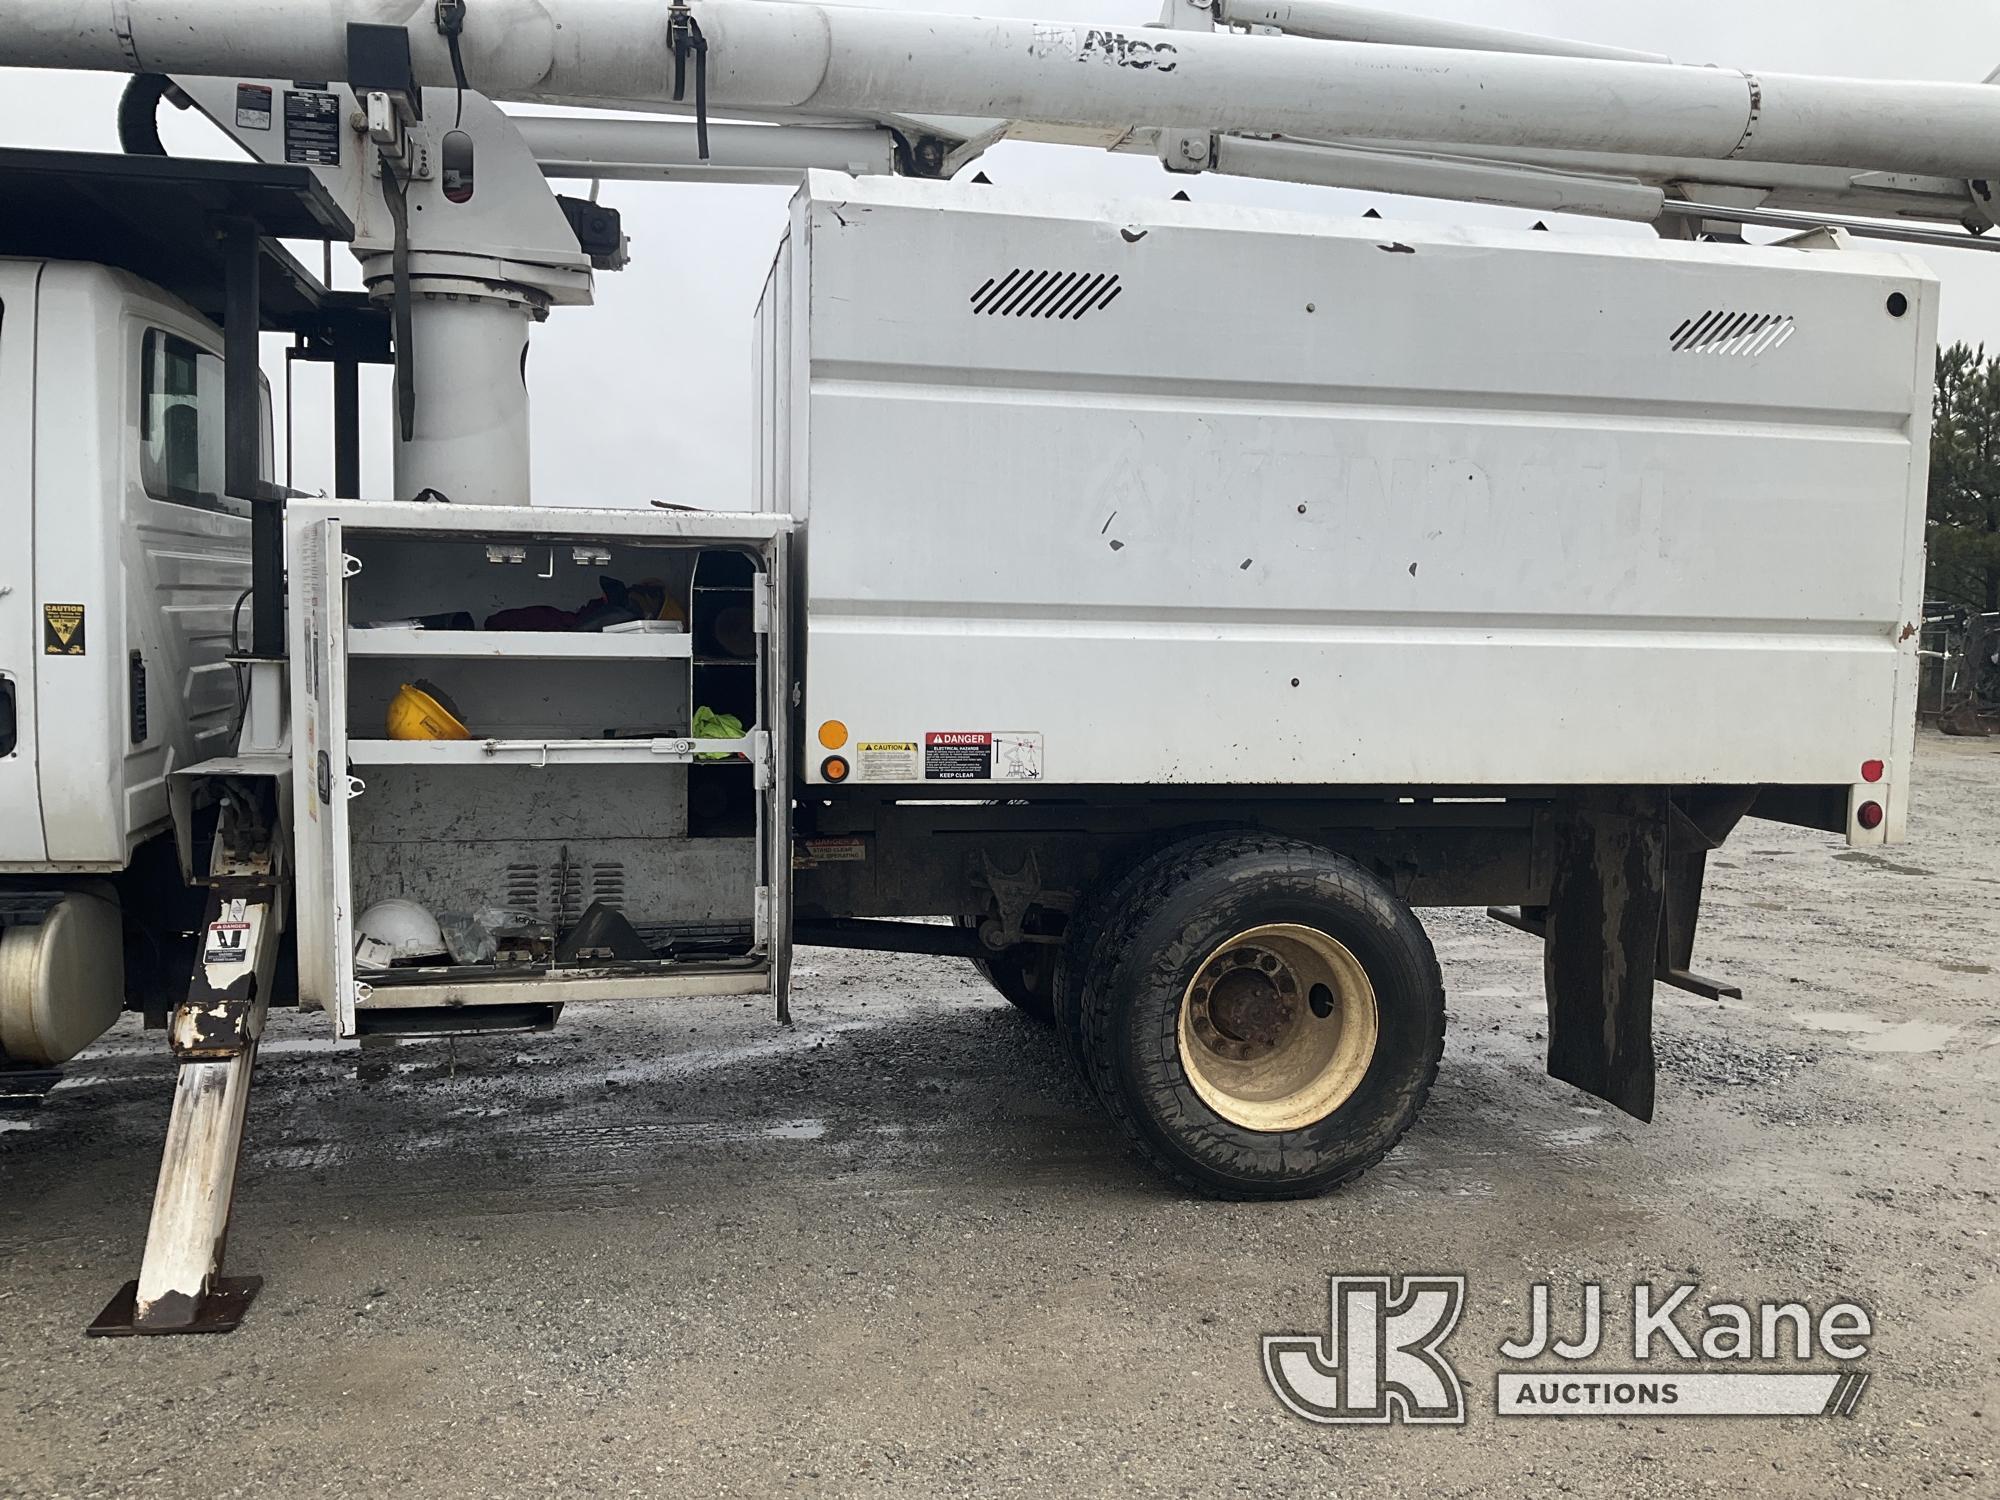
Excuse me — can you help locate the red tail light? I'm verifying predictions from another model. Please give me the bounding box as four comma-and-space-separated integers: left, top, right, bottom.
1861, 759, 1885, 783
1856, 801, 1884, 831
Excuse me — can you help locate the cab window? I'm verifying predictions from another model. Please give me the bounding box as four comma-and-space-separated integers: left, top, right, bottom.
139, 329, 270, 515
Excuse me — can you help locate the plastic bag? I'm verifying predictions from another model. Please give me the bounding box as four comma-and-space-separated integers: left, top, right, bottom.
693, 705, 746, 760
436, 906, 550, 966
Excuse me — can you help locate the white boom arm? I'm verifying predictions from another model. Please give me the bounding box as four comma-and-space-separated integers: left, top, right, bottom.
11, 0, 1991, 510
1217, 1, 1675, 65
1139, 2, 1995, 240
515, 117, 899, 185
5, 0, 2000, 185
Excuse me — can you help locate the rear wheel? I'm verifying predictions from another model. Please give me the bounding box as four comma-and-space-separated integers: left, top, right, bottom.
1052, 831, 1291, 1099
1076, 835, 1445, 1199
1049, 880, 1119, 1086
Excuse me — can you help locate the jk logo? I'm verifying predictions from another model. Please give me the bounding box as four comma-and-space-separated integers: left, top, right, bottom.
1263, 1275, 1468, 1425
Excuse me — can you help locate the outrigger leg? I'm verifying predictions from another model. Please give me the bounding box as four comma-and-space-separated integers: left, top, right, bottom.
90, 781, 287, 1336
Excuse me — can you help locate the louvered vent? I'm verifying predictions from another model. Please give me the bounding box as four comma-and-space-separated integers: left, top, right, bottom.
1672, 311, 1796, 356
504, 861, 541, 916
498, 858, 625, 922
589, 861, 627, 911
971, 269, 1124, 320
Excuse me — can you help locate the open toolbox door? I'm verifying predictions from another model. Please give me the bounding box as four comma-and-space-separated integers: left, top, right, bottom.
288, 514, 358, 1034
764, 534, 794, 1020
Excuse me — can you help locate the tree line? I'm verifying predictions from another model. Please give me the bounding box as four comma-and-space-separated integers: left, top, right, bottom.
1931, 343, 2000, 614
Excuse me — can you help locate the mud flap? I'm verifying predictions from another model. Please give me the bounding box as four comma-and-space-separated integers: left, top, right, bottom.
1540, 793, 1667, 1122
1524, 791, 1755, 1122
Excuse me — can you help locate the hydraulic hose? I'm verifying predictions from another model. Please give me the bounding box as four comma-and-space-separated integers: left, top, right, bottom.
116, 72, 172, 156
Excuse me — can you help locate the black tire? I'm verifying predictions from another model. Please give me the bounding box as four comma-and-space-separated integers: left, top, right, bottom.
955, 918, 1056, 1025
1051, 830, 1294, 1101
1049, 876, 1121, 1089
1076, 833, 1445, 1199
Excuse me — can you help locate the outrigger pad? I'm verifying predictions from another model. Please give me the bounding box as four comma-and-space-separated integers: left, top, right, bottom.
86, 1276, 263, 1337
1541, 794, 1667, 1123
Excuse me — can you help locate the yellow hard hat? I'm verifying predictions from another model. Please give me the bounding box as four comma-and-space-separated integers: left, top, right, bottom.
386, 681, 471, 741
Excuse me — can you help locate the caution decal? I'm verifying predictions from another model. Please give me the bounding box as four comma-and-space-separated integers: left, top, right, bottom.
854, 742, 919, 782
42, 603, 85, 655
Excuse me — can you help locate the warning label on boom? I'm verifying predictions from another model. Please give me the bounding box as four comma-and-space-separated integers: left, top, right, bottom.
235, 83, 273, 131
284, 90, 342, 165
43, 603, 85, 655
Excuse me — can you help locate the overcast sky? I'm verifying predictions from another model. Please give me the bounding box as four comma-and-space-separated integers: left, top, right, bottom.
5, 0, 2000, 506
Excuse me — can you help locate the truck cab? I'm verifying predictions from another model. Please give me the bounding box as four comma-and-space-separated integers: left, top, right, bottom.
0, 255, 262, 1070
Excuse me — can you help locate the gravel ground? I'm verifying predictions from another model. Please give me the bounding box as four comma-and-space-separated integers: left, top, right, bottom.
2, 733, 1996, 1498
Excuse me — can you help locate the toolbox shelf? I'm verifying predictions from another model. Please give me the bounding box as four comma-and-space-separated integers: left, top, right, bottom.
354, 964, 772, 1010
347, 626, 691, 660
346, 735, 760, 766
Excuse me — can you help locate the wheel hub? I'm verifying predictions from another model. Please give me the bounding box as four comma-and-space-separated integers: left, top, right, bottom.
1176, 923, 1381, 1134
1191, 950, 1296, 1055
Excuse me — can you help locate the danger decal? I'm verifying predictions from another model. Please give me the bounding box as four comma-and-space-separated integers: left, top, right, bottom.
924, 732, 991, 780
204, 922, 250, 965
923, 732, 1044, 782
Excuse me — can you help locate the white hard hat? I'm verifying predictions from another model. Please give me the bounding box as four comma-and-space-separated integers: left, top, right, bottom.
354, 898, 447, 970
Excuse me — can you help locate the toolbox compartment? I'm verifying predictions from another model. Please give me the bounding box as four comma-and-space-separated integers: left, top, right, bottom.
286, 501, 790, 1035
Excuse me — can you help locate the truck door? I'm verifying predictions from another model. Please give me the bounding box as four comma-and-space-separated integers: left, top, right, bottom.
0, 262, 46, 864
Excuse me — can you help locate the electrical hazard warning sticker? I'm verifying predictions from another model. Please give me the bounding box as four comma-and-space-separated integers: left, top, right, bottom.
924, 732, 991, 780
854, 742, 920, 782
923, 732, 1044, 781
43, 603, 85, 655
